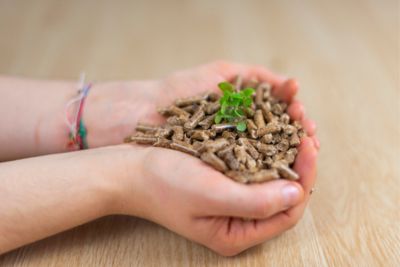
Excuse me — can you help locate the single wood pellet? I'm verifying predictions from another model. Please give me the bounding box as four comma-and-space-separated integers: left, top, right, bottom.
125, 77, 306, 183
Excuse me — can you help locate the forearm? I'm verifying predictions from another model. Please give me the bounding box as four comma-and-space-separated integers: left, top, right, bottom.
0, 76, 76, 161
0, 145, 144, 254
0, 76, 159, 161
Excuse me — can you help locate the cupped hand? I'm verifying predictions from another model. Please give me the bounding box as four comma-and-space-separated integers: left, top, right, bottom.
158, 61, 319, 150
86, 61, 319, 150
116, 134, 317, 256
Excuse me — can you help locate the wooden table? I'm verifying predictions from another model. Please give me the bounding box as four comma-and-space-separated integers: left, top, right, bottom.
0, 0, 399, 266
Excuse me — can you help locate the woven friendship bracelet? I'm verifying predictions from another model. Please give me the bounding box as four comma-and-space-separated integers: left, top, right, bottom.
65, 75, 92, 150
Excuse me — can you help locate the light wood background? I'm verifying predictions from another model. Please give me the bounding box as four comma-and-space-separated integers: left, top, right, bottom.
0, 0, 399, 266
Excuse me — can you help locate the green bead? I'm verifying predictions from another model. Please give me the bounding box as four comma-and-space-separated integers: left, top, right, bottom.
78, 120, 89, 149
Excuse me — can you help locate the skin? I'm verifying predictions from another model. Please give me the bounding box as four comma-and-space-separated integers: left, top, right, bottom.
0, 61, 319, 256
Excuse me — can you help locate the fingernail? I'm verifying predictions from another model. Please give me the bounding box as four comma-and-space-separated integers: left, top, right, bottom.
282, 184, 300, 207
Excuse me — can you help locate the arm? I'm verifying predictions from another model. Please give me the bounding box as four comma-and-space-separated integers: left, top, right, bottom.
0, 77, 74, 160
0, 62, 319, 255
0, 145, 143, 254
0, 139, 316, 256
0, 76, 158, 161
0, 61, 319, 162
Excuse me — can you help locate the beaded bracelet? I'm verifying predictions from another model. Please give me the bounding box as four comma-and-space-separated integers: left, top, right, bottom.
65, 76, 92, 150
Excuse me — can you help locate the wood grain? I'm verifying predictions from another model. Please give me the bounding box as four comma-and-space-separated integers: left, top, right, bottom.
0, 0, 399, 266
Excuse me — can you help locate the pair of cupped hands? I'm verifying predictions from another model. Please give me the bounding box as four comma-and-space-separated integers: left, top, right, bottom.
84, 61, 319, 256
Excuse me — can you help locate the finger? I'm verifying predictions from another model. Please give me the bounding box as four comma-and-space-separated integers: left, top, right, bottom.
301, 118, 317, 136
246, 64, 287, 87
273, 78, 299, 103
208, 179, 304, 219
287, 100, 305, 121
206, 61, 286, 88
267, 136, 318, 230
223, 138, 317, 249
288, 101, 319, 149
248, 137, 317, 243
293, 136, 318, 199
222, 201, 305, 252
268, 137, 319, 235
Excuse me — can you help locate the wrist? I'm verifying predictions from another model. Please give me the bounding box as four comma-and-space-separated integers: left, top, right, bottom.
84, 80, 161, 148
88, 144, 149, 217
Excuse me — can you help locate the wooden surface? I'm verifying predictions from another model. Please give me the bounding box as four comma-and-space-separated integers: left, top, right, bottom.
0, 0, 399, 266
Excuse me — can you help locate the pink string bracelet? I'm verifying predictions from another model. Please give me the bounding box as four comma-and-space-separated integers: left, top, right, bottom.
65, 78, 92, 150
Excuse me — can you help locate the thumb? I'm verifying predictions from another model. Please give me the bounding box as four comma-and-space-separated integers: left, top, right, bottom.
210, 179, 304, 219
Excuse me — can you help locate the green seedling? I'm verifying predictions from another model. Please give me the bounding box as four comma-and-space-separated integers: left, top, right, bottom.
214, 82, 255, 131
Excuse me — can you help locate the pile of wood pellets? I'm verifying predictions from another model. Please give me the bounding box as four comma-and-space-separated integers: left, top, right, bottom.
125, 78, 305, 183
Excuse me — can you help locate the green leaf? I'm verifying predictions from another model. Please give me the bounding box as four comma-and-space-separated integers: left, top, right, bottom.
236, 109, 245, 116
231, 92, 242, 99
222, 113, 235, 120
243, 97, 252, 107
236, 121, 247, 132
218, 82, 234, 93
241, 88, 255, 97
230, 98, 241, 106
220, 102, 228, 114
215, 80, 255, 126
219, 93, 229, 105
233, 109, 240, 117
215, 114, 223, 124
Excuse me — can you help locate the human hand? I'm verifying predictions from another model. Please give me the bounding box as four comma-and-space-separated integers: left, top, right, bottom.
113, 134, 317, 256
158, 61, 319, 148
85, 61, 319, 150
